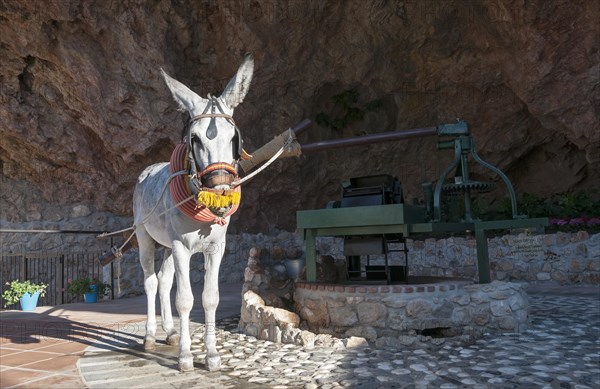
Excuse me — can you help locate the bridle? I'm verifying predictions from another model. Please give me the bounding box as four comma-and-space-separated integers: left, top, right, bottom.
182, 96, 246, 189
166, 96, 246, 223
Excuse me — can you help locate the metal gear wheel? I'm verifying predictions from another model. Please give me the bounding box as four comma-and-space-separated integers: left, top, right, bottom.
442, 180, 496, 195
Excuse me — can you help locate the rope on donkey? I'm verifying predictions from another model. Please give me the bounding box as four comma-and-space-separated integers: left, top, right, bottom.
100, 191, 197, 262
97, 170, 192, 259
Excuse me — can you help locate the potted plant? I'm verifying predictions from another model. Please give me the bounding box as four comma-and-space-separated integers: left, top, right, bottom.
67, 277, 111, 303
2, 279, 48, 311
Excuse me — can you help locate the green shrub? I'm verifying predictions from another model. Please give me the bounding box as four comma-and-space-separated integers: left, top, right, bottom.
67, 277, 111, 298
2, 280, 47, 307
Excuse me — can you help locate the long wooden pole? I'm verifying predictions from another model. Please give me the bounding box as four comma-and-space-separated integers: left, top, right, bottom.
300, 126, 438, 154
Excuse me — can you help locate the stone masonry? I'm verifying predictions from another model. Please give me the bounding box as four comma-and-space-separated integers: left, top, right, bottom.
238, 248, 366, 349
315, 231, 600, 285
294, 280, 530, 346
2, 218, 597, 299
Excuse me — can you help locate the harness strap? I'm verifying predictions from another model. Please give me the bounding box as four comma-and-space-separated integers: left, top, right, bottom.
198, 162, 237, 177
188, 113, 234, 122
96, 169, 189, 240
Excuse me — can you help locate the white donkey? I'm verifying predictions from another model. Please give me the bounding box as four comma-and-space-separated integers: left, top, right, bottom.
133, 54, 254, 372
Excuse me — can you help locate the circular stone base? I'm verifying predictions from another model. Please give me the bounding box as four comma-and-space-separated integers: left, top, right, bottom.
294, 280, 529, 342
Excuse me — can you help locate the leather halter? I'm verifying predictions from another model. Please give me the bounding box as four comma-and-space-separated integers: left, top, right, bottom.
182, 96, 244, 167
181, 96, 243, 188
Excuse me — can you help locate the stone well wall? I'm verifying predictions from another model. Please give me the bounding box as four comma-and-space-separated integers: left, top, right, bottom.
238, 249, 530, 348
293, 280, 529, 346
238, 248, 365, 349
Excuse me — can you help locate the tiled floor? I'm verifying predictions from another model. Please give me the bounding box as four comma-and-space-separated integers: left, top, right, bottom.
1, 284, 243, 388
0, 296, 150, 388
0, 341, 86, 388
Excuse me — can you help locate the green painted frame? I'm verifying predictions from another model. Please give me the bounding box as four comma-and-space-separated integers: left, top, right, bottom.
297, 205, 548, 283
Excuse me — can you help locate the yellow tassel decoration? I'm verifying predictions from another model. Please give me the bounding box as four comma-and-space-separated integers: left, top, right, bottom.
197, 191, 241, 209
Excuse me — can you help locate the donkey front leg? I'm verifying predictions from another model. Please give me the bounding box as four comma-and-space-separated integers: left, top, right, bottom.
137, 227, 158, 351
158, 250, 179, 346
202, 250, 223, 371
172, 241, 194, 372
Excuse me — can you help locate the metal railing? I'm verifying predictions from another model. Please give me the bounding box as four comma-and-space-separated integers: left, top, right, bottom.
0, 251, 113, 309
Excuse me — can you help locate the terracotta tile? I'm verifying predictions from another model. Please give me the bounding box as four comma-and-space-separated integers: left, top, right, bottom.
12, 373, 87, 388
0, 340, 51, 351
0, 347, 25, 357
37, 341, 87, 355
1, 323, 75, 343
0, 295, 180, 387
0, 367, 49, 387
0, 326, 46, 345
39, 329, 78, 342
0, 336, 43, 346
23, 355, 80, 372
0, 350, 56, 367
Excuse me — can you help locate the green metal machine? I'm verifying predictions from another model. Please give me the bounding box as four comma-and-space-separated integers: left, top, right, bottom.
296, 120, 548, 284
428, 120, 520, 222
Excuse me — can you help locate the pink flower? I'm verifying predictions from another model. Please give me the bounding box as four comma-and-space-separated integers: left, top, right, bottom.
569, 218, 585, 225
587, 217, 600, 226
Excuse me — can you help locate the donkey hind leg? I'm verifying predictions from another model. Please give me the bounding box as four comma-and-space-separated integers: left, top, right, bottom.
158, 250, 179, 346
172, 241, 195, 372
202, 251, 223, 371
137, 226, 158, 351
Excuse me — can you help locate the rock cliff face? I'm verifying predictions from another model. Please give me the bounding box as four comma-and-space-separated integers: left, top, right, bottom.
1, 0, 598, 233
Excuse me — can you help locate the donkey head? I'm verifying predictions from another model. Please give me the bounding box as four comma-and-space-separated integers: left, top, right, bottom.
161, 54, 254, 190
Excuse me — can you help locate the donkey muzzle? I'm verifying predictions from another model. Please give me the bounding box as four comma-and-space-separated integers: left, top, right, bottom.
199, 163, 237, 188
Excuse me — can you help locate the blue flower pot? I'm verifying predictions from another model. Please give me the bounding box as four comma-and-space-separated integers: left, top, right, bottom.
20, 291, 40, 311
84, 284, 98, 303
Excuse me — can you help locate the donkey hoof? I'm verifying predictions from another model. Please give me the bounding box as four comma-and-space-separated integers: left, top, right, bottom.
179, 357, 194, 372
166, 333, 180, 346
205, 354, 221, 371
143, 337, 156, 351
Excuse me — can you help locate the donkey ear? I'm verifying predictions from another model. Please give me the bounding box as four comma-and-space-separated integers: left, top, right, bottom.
220, 53, 254, 109
160, 68, 207, 112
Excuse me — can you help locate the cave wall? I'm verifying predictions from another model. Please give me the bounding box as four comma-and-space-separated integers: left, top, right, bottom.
1, 0, 598, 234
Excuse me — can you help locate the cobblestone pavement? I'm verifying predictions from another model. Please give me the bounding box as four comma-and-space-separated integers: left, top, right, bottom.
78, 288, 600, 388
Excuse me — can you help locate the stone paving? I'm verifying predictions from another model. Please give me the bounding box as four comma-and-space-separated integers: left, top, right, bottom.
78, 287, 600, 388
